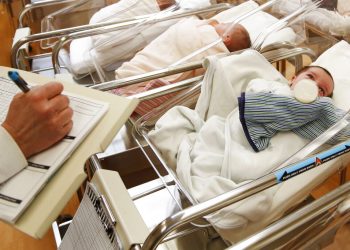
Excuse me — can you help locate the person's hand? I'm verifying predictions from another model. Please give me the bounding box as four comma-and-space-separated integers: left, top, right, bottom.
156, 0, 176, 10
1, 82, 73, 158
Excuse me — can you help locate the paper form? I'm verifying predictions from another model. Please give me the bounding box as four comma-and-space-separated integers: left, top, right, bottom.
59, 184, 121, 250
0, 77, 109, 223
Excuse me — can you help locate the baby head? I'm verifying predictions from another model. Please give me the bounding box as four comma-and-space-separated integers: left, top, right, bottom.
213, 22, 251, 52
156, 0, 176, 10
289, 66, 334, 97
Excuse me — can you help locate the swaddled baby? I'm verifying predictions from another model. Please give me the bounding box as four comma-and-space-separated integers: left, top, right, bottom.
238, 65, 344, 153
111, 19, 251, 116
146, 49, 349, 244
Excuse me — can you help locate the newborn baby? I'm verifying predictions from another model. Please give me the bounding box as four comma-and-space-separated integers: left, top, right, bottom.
114, 19, 251, 82
110, 18, 251, 116
247, 65, 334, 102
240, 65, 337, 152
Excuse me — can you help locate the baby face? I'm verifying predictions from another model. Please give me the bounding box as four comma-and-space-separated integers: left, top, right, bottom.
290, 67, 334, 97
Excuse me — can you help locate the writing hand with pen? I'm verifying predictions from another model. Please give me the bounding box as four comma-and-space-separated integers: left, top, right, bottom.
1, 71, 73, 158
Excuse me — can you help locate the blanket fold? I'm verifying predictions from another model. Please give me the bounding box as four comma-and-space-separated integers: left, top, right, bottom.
195, 49, 288, 120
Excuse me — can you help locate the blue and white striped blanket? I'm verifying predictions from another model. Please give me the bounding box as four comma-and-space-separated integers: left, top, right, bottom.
238, 92, 349, 152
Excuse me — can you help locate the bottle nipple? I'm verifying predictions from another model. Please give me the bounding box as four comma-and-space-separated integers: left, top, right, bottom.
293, 79, 318, 103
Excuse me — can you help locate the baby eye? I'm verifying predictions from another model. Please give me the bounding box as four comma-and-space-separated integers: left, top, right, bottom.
307, 74, 314, 80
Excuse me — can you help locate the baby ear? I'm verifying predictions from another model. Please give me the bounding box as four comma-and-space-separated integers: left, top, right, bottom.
208, 19, 219, 26
289, 76, 296, 87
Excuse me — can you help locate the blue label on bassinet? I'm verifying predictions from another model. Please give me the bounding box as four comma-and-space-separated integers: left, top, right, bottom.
275, 142, 350, 183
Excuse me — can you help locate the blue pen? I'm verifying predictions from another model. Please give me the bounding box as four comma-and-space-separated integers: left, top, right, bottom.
8, 71, 31, 93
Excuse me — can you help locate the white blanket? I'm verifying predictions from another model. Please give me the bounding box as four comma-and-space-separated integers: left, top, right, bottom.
195, 49, 287, 119
113, 0, 299, 80
149, 49, 294, 169
148, 50, 308, 228
114, 17, 228, 82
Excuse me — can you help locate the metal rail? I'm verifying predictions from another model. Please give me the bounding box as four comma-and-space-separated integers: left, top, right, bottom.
252, 1, 320, 51
19, 0, 77, 27
90, 61, 203, 91
50, 3, 231, 74
89, 46, 315, 95
11, 3, 231, 69
129, 75, 204, 102
229, 181, 350, 249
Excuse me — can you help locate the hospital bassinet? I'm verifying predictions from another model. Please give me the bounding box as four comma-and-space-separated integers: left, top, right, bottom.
270, 0, 350, 57
49, 0, 317, 85
12, 0, 314, 87
76, 42, 350, 249
11, 2, 232, 82
11, 0, 322, 81
12, 0, 111, 73
132, 51, 350, 243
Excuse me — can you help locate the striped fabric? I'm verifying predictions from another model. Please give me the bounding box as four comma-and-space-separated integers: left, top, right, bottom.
110, 78, 179, 116
238, 92, 348, 152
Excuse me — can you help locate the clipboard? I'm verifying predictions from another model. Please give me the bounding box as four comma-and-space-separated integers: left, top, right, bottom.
59, 169, 149, 249
0, 66, 139, 238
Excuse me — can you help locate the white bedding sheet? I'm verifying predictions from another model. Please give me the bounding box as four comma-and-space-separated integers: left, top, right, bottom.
148, 42, 350, 242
